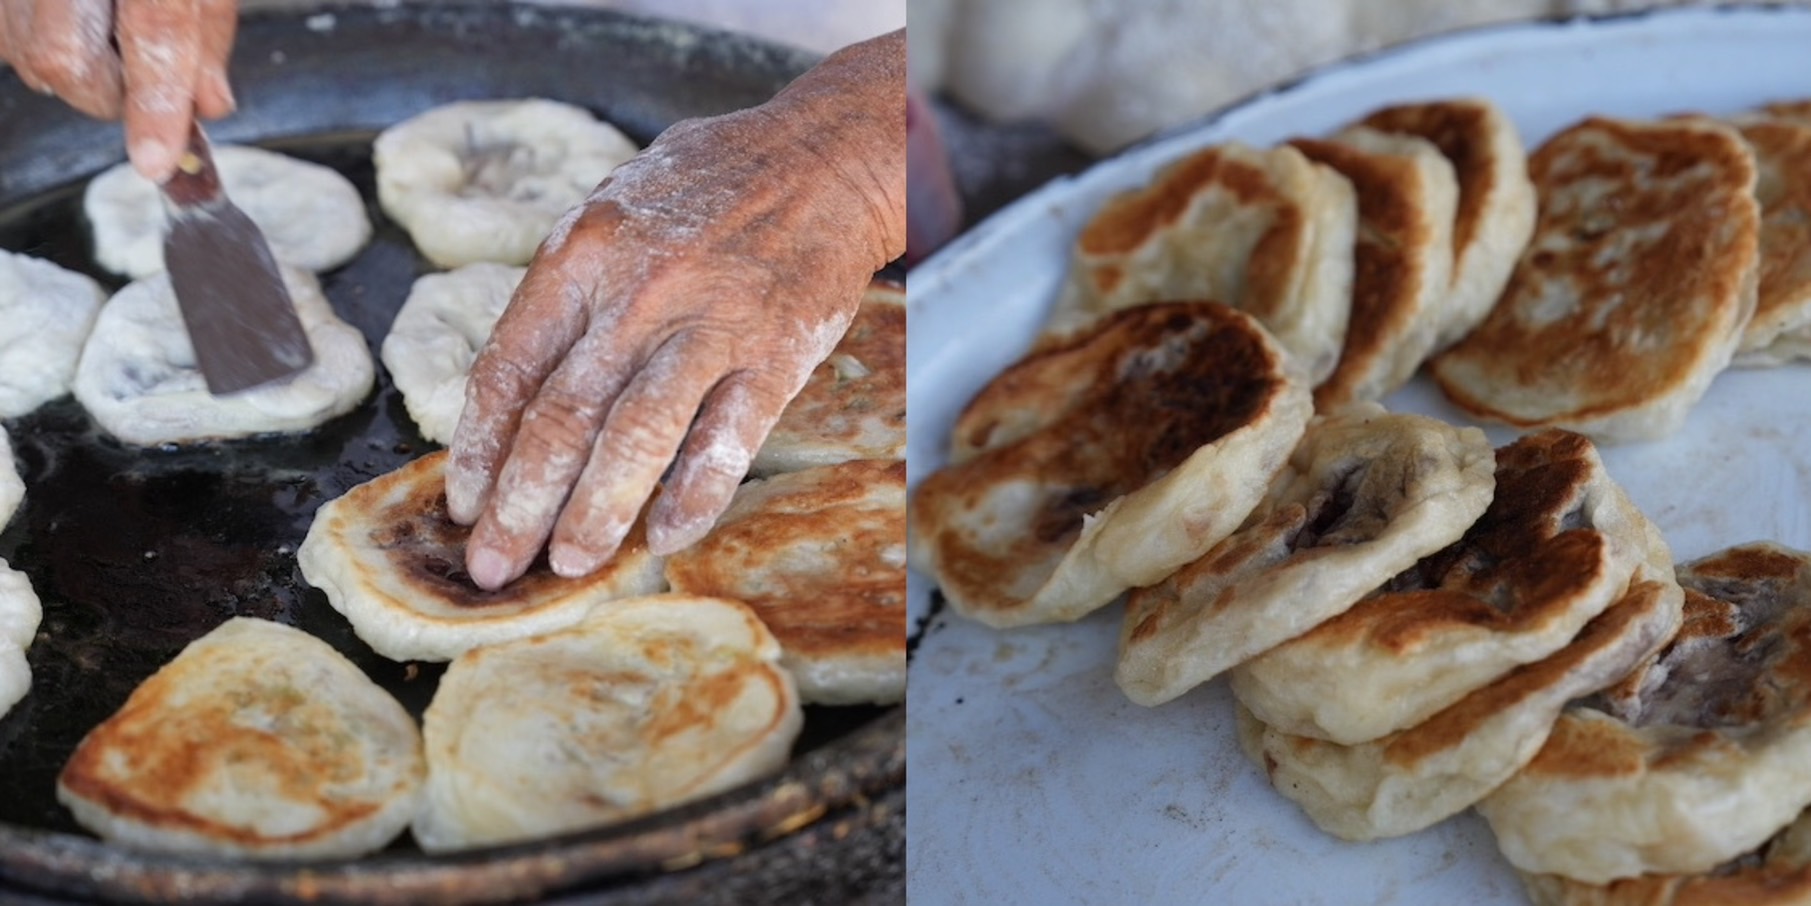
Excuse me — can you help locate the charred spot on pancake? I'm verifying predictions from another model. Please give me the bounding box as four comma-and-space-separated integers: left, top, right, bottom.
367, 487, 571, 607
1608, 547, 1811, 732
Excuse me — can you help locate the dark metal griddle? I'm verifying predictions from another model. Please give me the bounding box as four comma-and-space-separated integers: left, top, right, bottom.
0, 4, 902, 904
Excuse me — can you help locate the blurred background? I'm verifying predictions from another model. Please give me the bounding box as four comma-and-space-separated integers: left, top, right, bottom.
905, 0, 1806, 260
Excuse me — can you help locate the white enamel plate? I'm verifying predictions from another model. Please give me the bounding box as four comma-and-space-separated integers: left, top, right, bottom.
906, 8, 1811, 904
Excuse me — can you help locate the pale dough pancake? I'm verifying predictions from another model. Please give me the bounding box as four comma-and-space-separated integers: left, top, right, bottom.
1116, 404, 1495, 707
381, 263, 526, 445
666, 459, 905, 706
0, 426, 20, 529
1732, 117, 1811, 366
298, 451, 668, 663
0, 250, 106, 418
1431, 116, 1759, 443
909, 302, 1312, 628
85, 145, 372, 278
1480, 544, 1811, 883
412, 595, 801, 853
1289, 128, 1457, 409
1358, 97, 1538, 351
752, 280, 906, 476
0, 559, 42, 721
1047, 141, 1356, 384
72, 266, 375, 446
56, 618, 423, 859
375, 99, 639, 267
1239, 578, 1678, 842
1230, 430, 1649, 744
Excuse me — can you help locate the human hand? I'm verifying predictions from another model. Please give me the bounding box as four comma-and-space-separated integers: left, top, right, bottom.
446, 30, 906, 591
0, 0, 237, 181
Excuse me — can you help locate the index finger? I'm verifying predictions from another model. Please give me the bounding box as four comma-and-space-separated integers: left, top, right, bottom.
445, 263, 589, 527
117, 0, 203, 181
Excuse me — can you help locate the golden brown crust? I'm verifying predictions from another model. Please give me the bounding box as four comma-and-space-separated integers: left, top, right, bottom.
56, 619, 420, 857
1730, 120, 1811, 360
1431, 116, 1759, 440
1385, 580, 1669, 768
911, 300, 1311, 627
1290, 134, 1450, 409
665, 459, 904, 704
1077, 148, 1305, 323
1361, 99, 1497, 265
1481, 544, 1811, 883
923, 303, 1284, 611
754, 279, 906, 473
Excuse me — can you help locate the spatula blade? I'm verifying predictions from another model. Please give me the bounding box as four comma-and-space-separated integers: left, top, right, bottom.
162, 125, 315, 396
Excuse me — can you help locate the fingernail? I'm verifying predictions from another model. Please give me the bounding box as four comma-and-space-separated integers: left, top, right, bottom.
467, 547, 514, 591
214, 70, 237, 113
548, 542, 600, 579
130, 138, 178, 182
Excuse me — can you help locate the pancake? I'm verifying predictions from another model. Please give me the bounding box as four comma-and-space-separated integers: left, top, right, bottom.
908, 301, 1312, 628
1231, 430, 1650, 744
0, 559, 41, 720
381, 263, 527, 445
71, 266, 376, 446
0, 425, 20, 529
0, 249, 106, 418
1358, 97, 1539, 351
56, 618, 423, 859
665, 459, 905, 706
1239, 577, 1678, 842
1430, 116, 1760, 443
297, 451, 668, 663
1046, 141, 1356, 384
375, 99, 639, 268
752, 280, 906, 476
85, 145, 372, 279
1289, 128, 1457, 409
1731, 117, 1811, 365
412, 594, 801, 853
1479, 544, 1811, 883
1116, 404, 1495, 707
1517, 806, 1811, 906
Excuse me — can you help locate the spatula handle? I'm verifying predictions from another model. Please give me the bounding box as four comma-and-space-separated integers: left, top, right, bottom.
160, 122, 221, 208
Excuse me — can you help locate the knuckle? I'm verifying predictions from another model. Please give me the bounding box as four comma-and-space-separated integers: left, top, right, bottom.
519, 389, 602, 457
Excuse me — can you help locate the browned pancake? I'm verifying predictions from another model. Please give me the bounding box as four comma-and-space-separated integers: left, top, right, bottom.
56, 618, 422, 858
296, 452, 668, 662
1519, 805, 1811, 906
1480, 543, 1811, 883
1358, 97, 1538, 351
1733, 118, 1811, 364
909, 301, 1312, 628
1238, 578, 1677, 841
1431, 116, 1760, 442
1231, 430, 1653, 744
1048, 142, 1355, 384
1290, 129, 1456, 408
665, 459, 904, 706
753, 279, 906, 474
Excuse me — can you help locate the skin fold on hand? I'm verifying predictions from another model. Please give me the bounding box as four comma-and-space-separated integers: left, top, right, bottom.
446, 28, 907, 592
0, 0, 237, 181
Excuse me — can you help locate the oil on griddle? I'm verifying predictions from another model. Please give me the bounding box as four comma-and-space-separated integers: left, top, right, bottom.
0, 136, 885, 839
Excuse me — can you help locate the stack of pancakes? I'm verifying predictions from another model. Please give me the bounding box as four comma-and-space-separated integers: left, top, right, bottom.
910, 95, 1811, 902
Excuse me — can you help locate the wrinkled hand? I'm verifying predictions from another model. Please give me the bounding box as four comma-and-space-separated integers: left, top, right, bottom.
446, 30, 906, 591
0, 0, 237, 181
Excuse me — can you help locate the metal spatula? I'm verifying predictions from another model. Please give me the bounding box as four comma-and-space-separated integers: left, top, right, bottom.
161, 123, 316, 395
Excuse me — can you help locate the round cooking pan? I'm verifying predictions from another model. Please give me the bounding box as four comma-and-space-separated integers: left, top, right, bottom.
0, 4, 902, 904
